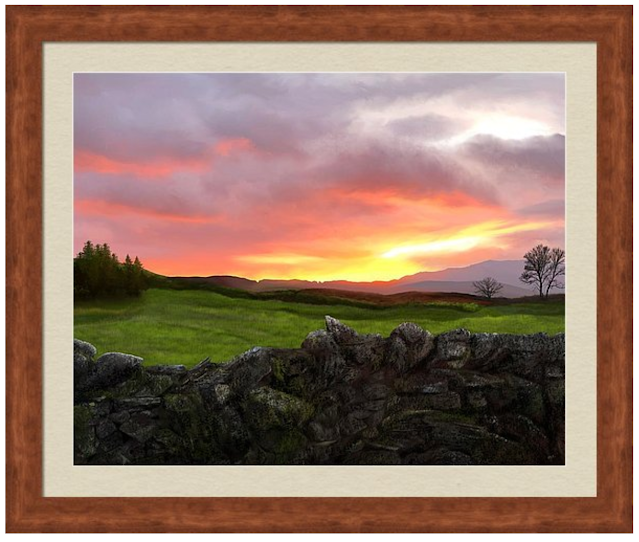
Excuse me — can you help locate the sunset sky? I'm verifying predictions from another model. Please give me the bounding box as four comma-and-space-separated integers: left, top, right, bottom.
74, 73, 565, 282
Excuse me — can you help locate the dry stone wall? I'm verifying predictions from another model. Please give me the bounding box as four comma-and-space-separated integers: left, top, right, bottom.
74, 316, 565, 465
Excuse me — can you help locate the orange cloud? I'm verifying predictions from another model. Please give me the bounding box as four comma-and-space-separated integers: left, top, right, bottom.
330, 187, 491, 210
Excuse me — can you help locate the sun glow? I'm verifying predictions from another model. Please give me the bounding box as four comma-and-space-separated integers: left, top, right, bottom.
237, 254, 323, 265
221, 220, 558, 283
379, 220, 554, 262
381, 236, 482, 259
139, 217, 560, 282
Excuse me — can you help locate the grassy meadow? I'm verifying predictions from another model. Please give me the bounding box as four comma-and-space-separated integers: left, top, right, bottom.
74, 288, 565, 367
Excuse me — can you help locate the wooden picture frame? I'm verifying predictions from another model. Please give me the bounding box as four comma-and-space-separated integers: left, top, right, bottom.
6, 6, 632, 532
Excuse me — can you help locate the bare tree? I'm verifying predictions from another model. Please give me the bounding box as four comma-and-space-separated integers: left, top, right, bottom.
520, 244, 565, 299
544, 247, 566, 297
472, 277, 504, 299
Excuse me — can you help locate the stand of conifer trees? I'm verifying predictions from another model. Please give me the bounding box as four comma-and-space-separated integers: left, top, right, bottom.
74, 241, 147, 299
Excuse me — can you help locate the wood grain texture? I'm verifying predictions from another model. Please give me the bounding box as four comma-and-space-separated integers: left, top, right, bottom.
5, 5, 632, 533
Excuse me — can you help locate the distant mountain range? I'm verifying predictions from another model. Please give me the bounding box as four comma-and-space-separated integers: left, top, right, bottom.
170, 259, 560, 298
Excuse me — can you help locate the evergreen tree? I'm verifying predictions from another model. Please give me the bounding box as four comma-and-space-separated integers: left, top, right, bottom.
123, 254, 135, 294
132, 256, 146, 294
74, 241, 148, 299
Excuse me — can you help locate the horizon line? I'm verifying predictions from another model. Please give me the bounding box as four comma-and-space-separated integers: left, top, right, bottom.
158, 257, 526, 284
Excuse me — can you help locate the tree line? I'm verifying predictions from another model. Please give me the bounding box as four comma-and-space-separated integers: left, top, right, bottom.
473, 244, 565, 300
74, 241, 148, 299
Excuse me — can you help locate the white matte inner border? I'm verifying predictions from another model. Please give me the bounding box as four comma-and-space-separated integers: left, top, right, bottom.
43, 43, 596, 497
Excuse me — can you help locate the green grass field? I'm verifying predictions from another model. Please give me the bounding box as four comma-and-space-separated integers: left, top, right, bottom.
74, 288, 565, 367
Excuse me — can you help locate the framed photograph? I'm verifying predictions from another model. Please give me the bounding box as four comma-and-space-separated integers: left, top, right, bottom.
6, 6, 632, 532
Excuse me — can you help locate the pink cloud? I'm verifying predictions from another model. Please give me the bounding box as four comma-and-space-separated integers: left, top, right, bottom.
75, 138, 258, 178
74, 149, 211, 178
213, 137, 254, 157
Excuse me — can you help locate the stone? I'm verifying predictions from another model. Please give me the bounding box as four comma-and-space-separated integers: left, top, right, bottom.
324, 315, 358, 344
387, 322, 434, 373
110, 410, 130, 425
244, 387, 314, 430
466, 391, 488, 409
357, 399, 386, 412
74, 405, 97, 460
301, 330, 346, 388
74, 354, 92, 400
422, 392, 462, 410
496, 334, 553, 382
545, 365, 564, 379
74, 340, 98, 401
475, 434, 540, 465
98, 429, 125, 455
491, 414, 550, 461
425, 420, 492, 455
146, 365, 187, 376
224, 347, 273, 394
395, 374, 448, 395
213, 384, 231, 405
380, 410, 432, 451
307, 421, 340, 444
433, 329, 472, 368
545, 379, 565, 408
457, 372, 504, 389
468, 333, 508, 369
120, 411, 157, 443
210, 406, 250, 461
163, 392, 201, 413
96, 419, 117, 439
361, 426, 379, 439
322, 316, 385, 368
338, 413, 367, 436
74, 339, 97, 360
115, 396, 162, 409
345, 333, 385, 367
183, 358, 217, 385
91, 352, 143, 390
482, 387, 517, 414
307, 402, 341, 443
349, 334, 385, 368
550, 333, 566, 362
384, 335, 409, 373
256, 428, 307, 458
362, 384, 389, 401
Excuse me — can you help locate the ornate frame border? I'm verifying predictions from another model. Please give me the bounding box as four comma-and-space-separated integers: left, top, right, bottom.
6, 6, 632, 532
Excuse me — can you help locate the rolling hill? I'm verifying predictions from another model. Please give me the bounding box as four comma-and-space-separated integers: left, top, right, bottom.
166, 259, 550, 298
